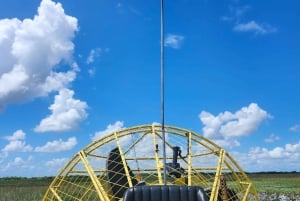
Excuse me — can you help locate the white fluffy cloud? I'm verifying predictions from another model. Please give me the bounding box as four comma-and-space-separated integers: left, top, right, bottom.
86, 48, 110, 76
221, 5, 277, 36
34, 88, 88, 132
290, 124, 300, 132
91, 121, 124, 141
45, 158, 68, 168
4, 130, 26, 141
86, 48, 101, 64
35, 137, 77, 152
233, 21, 277, 35
164, 34, 184, 49
264, 133, 280, 143
249, 142, 300, 160
2, 141, 32, 153
225, 140, 300, 172
199, 103, 271, 148
0, 0, 78, 109
1, 130, 32, 154
1, 156, 34, 173
244, 142, 300, 171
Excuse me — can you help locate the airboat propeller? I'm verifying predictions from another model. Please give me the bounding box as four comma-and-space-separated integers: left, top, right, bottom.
42, 125, 259, 201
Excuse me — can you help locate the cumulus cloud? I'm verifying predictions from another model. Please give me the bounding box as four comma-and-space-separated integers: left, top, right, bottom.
86, 48, 101, 64
34, 88, 88, 132
0, 0, 78, 109
225, 140, 300, 172
164, 34, 184, 49
264, 133, 280, 143
3, 129, 26, 141
199, 103, 271, 148
1, 156, 34, 172
9, 157, 25, 166
289, 124, 300, 132
230, 143, 300, 172
35, 137, 77, 152
45, 158, 68, 168
247, 142, 300, 167
91, 121, 124, 141
221, 4, 277, 35
233, 21, 277, 35
1, 130, 32, 154
2, 141, 32, 153
86, 48, 110, 76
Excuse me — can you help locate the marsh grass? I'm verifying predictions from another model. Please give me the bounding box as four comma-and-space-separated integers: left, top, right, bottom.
0, 173, 299, 201
249, 173, 300, 193
0, 177, 52, 201
0, 186, 47, 201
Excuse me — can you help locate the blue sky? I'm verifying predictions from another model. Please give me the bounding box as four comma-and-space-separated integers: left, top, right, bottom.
0, 0, 299, 177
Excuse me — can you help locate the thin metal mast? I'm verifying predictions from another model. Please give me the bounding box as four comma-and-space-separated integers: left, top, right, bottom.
160, 0, 167, 185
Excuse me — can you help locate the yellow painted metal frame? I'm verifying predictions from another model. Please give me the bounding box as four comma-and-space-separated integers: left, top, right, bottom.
152, 124, 163, 184
114, 132, 133, 188
78, 151, 110, 201
42, 124, 259, 201
187, 131, 192, 186
210, 149, 225, 201
49, 187, 63, 201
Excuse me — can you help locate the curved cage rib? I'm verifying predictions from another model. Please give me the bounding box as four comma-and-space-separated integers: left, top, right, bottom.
43, 124, 259, 201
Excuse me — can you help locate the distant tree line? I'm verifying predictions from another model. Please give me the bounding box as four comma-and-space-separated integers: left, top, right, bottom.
0, 176, 54, 187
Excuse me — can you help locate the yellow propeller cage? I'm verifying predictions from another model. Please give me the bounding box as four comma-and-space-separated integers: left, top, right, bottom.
42, 124, 259, 201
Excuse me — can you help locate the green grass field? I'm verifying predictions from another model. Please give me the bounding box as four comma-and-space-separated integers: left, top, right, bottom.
0, 173, 299, 201
0, 177, 52, 201
248, 173, 300, 193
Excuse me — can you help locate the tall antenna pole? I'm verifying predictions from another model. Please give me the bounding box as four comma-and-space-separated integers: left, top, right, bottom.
160, 0, 167, 185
